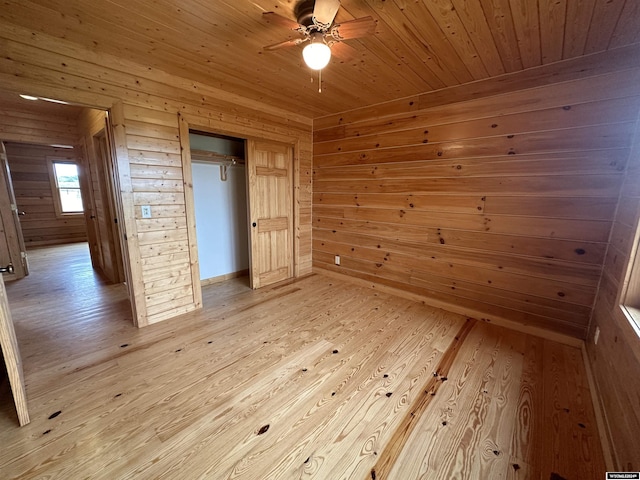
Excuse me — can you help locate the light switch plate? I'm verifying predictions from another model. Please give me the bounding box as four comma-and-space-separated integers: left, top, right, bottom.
141, 205, 152, 219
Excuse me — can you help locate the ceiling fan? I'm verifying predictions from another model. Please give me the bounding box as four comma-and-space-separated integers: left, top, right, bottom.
262, 0, 376, 70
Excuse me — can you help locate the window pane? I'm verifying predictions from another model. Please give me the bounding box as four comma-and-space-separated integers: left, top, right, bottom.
59, 188, 83, 213
53, 163, 80, 188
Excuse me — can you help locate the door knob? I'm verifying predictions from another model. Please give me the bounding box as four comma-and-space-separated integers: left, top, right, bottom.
252, 222, 257, 227
0, 264, 14, 274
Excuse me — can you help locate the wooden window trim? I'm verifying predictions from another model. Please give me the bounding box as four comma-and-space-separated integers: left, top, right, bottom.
619, 211, 640, 337
47, 157, 84, 218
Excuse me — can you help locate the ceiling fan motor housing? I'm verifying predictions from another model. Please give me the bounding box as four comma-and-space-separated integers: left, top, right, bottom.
296, 0, 322, 28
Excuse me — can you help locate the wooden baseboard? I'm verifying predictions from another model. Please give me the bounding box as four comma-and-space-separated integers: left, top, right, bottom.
581, 343, 616, 470
201, 269, 249, 286
314, 266, 583, 347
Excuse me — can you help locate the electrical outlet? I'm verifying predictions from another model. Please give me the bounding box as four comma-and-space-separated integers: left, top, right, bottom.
594, 326, 600, 345
335, 255, 340, 266
141, 205, 152, 219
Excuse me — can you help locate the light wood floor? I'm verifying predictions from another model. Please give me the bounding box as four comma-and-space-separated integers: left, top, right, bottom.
0, 243, 606, 479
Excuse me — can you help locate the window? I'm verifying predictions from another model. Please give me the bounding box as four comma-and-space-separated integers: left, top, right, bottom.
50, 161, 83, 214
620, 219, 640, 337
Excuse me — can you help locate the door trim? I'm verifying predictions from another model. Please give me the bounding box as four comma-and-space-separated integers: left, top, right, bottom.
178, 114, 202, 310
177, 114, 300, 297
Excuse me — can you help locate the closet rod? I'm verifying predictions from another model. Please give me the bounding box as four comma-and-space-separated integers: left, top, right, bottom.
190, 149, 245, 165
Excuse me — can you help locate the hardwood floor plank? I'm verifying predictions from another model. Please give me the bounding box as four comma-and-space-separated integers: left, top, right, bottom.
0, 243, 607, 479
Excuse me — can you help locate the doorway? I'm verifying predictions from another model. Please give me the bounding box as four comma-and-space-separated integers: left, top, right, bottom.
189, 131, 250, 286
178, 118, 296, 296
0, 92, 133, 425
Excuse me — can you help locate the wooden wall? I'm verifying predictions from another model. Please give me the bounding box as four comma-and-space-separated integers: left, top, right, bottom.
586, 122, 640, 470
0, 98, 79, 147
0, 91, 87, 246
4, 143, 87, 246
313, 45, 640, 340
0, 20, 313, 326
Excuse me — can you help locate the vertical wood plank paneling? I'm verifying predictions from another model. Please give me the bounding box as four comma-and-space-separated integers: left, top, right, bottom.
539, 0, 567, 64
508, 0, 542, 68
313, 65, 640, 340
609, 0, 640, 49
563, 0, 597, 58
584, 0, 627, 54
421, 0, 489, 79
478, 0, 523, 72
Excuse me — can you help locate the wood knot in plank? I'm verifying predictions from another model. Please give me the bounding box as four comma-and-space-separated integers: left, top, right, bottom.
257, 424, 270, 435
550, 474, 568, 480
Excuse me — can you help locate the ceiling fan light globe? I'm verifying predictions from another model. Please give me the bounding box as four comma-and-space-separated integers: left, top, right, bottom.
302, 42, 331, 70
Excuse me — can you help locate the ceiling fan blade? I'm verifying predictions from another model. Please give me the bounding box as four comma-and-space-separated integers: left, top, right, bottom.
331, 17, 376, 40
263, 38, 305, 51
330, 41, 358, 62
313, 0, 341, 27
262, 12, 301, 31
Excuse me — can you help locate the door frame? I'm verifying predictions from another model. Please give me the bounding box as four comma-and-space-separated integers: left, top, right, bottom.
177, 114, 301, 297
0, 97, 138, 326
88, 119, 125, 284
0, 142, 28, 281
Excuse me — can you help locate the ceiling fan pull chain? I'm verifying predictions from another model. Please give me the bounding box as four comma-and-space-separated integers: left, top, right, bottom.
319, 68, 322, 93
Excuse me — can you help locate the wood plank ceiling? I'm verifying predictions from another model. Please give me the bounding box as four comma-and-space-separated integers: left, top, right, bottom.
0, 90, 83, 122
1, 0, 638, 118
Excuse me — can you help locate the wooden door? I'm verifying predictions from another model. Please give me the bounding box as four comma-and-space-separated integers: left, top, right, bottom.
0, 142, 28, 281
0, 270, 29, 425
77, 139, 102, 270
103, 120, 125, 283
89, 128, 124, 284
247, 140, 294, 288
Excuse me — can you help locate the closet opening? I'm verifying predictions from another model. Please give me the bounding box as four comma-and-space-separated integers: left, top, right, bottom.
189, 130, 249, 286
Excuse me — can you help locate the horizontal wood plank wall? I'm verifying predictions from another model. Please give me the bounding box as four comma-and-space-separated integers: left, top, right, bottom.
313, 55, 640, 340
4, 143, 87, 246
0, 21, 312, 327
125, 107, 196, 324
0, 100, 79, 146
586, 120, 640, 470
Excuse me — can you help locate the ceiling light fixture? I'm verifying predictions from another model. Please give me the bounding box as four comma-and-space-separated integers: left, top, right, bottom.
18, 94, 69, 105
302, 34, 331, 70
40, 97, 69, 105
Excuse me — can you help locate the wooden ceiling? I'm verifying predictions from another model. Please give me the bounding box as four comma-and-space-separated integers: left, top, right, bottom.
1, 0, 639, 118
0, 90, 84, 119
